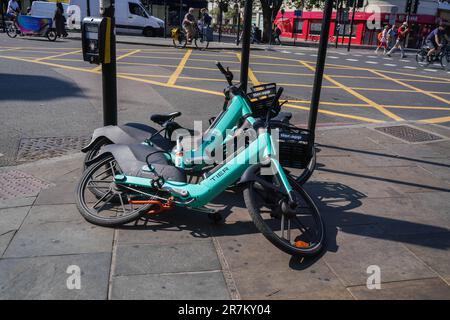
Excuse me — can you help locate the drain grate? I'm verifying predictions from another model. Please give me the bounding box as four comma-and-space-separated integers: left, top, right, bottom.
0, 170, 51, 200
374, 125, 444, 143
16, 136, 90, 162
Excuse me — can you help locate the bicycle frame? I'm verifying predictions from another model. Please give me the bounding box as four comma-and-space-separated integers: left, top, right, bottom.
114, 98, 294, 209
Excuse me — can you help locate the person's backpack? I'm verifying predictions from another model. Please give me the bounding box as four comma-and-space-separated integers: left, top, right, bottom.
377, 31, 383, 41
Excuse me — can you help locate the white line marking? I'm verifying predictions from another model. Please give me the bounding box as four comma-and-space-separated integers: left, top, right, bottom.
328, 56, 339, 59
346, 58, 358, 61
353, 54, 362, 57
384, 63, 397, 66
367, 56, 377, 58
365, 61, 378, 64
0, 153, 3, 157
382, 57, 393, 60
294, 52, 304, 55
281, 50, 291, 54
424, 68, 438, 72
403, 66, 417, 69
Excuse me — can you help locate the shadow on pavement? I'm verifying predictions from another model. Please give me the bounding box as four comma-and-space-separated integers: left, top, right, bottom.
0, 73, 83, 101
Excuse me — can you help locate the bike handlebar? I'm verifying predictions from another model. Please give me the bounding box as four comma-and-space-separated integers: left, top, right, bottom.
216, 61, 233, 86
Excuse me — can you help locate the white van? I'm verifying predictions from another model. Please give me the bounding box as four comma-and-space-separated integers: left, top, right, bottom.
30, 1, 71, 23
70, 0, 164, 36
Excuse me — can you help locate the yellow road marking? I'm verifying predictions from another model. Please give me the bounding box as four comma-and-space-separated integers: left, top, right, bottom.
285, 103, 383, 123
0, 47, 22, 53
369, 69, 450, 106
236, 53, 259, 85
92, 49, 141, 71
0, 54, 97, 73
419, 116, 450, 124
167, 49, 192, 86
35, 50, 82, 62
299, 61, 403, 121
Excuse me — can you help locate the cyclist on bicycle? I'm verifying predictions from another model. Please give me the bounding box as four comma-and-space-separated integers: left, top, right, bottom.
426, 23, 449, 59
6, 0, 20, 20
182, 7, 196, 43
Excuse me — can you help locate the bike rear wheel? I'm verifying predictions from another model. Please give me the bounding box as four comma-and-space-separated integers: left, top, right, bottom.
6, 23, 18, 38
46, 29, 57, 41
416, 50, 429, 67
76, 154, 152, 226
243, 171, 325, 256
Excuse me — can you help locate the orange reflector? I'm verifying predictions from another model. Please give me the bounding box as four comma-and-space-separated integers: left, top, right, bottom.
294, 241, 310, 248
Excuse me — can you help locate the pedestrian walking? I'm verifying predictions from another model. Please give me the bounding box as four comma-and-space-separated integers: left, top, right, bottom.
387, 22, 410, 58
54, 2, 67, 38
375, 25, 390, 55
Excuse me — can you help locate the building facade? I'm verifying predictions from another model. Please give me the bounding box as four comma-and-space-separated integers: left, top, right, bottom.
275, 0, 449, 47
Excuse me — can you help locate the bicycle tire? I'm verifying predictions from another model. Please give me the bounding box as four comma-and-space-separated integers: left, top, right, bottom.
440, 54, 449, 70
416, 50, 429, 67
76, 154, 152, 227
173, 31, 187, 49
244, 173, 325, 256
194, 36, 209, 50
6, 23, 18, 38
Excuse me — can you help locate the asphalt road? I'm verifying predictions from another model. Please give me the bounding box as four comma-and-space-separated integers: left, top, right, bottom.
1, 34, 449, 166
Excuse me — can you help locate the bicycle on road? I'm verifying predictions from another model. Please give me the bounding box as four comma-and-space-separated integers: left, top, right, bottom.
6, 15, 57, 41
416, 43, 449, 69
76, 63, 324, 257
171, 23, 210, 50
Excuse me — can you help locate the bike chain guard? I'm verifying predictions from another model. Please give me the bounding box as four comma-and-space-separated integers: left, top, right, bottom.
129, 197, 175, 215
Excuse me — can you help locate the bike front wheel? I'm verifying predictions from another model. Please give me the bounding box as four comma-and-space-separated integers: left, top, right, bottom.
6, 23, 18, 38
440, 53, 450, 70
173, 31, 187, 49
243, 171, 325, 256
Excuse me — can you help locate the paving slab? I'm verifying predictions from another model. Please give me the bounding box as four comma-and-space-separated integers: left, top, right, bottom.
35, 181, 77, 205
0, 253, 111, 300
400, 232, 450, 278
348, 278, 450, 300
0, 206, 30, 235
323, 225, 435, 286
0, 231, 15, 257
4, 204, 114, 258
114, 241, 221, 276
213, 229, 350, 299
111, 272, 230, 300
116, 208, 213, 246
0, 196, 35, 210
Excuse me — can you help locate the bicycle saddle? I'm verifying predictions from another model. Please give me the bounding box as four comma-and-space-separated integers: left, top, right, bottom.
151, 112, 182, 126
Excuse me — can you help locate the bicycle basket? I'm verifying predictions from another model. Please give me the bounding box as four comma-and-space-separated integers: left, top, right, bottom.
247, 83, 279, 119
275, 125, 313, 169
171, 27, 180, 39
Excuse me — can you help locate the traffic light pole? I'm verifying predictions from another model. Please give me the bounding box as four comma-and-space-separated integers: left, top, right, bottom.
102, 0, 117, 126
308, 0, 333, 139
239, 0, 253, 93
347, 0, 357, 51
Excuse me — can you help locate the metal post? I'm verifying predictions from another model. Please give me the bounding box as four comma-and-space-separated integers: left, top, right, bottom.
218, 6, 222, 42
102, 0, 117, 126
308, 0, 333, 138
236, 4, 240, 45
268, 1, 273, 46
347, 0, 356, 51
179, 0, 182, 28
163, 0, 167, 38
86, 0, 91, 16
335, 0, 342, 48
240, 0, 253, 93
1, 0, 5, 33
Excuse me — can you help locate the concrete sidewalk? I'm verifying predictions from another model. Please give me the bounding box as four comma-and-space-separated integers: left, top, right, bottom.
0, 122, 450, 299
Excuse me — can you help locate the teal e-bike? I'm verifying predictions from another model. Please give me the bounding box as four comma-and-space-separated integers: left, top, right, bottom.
76, 76, 325, 256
